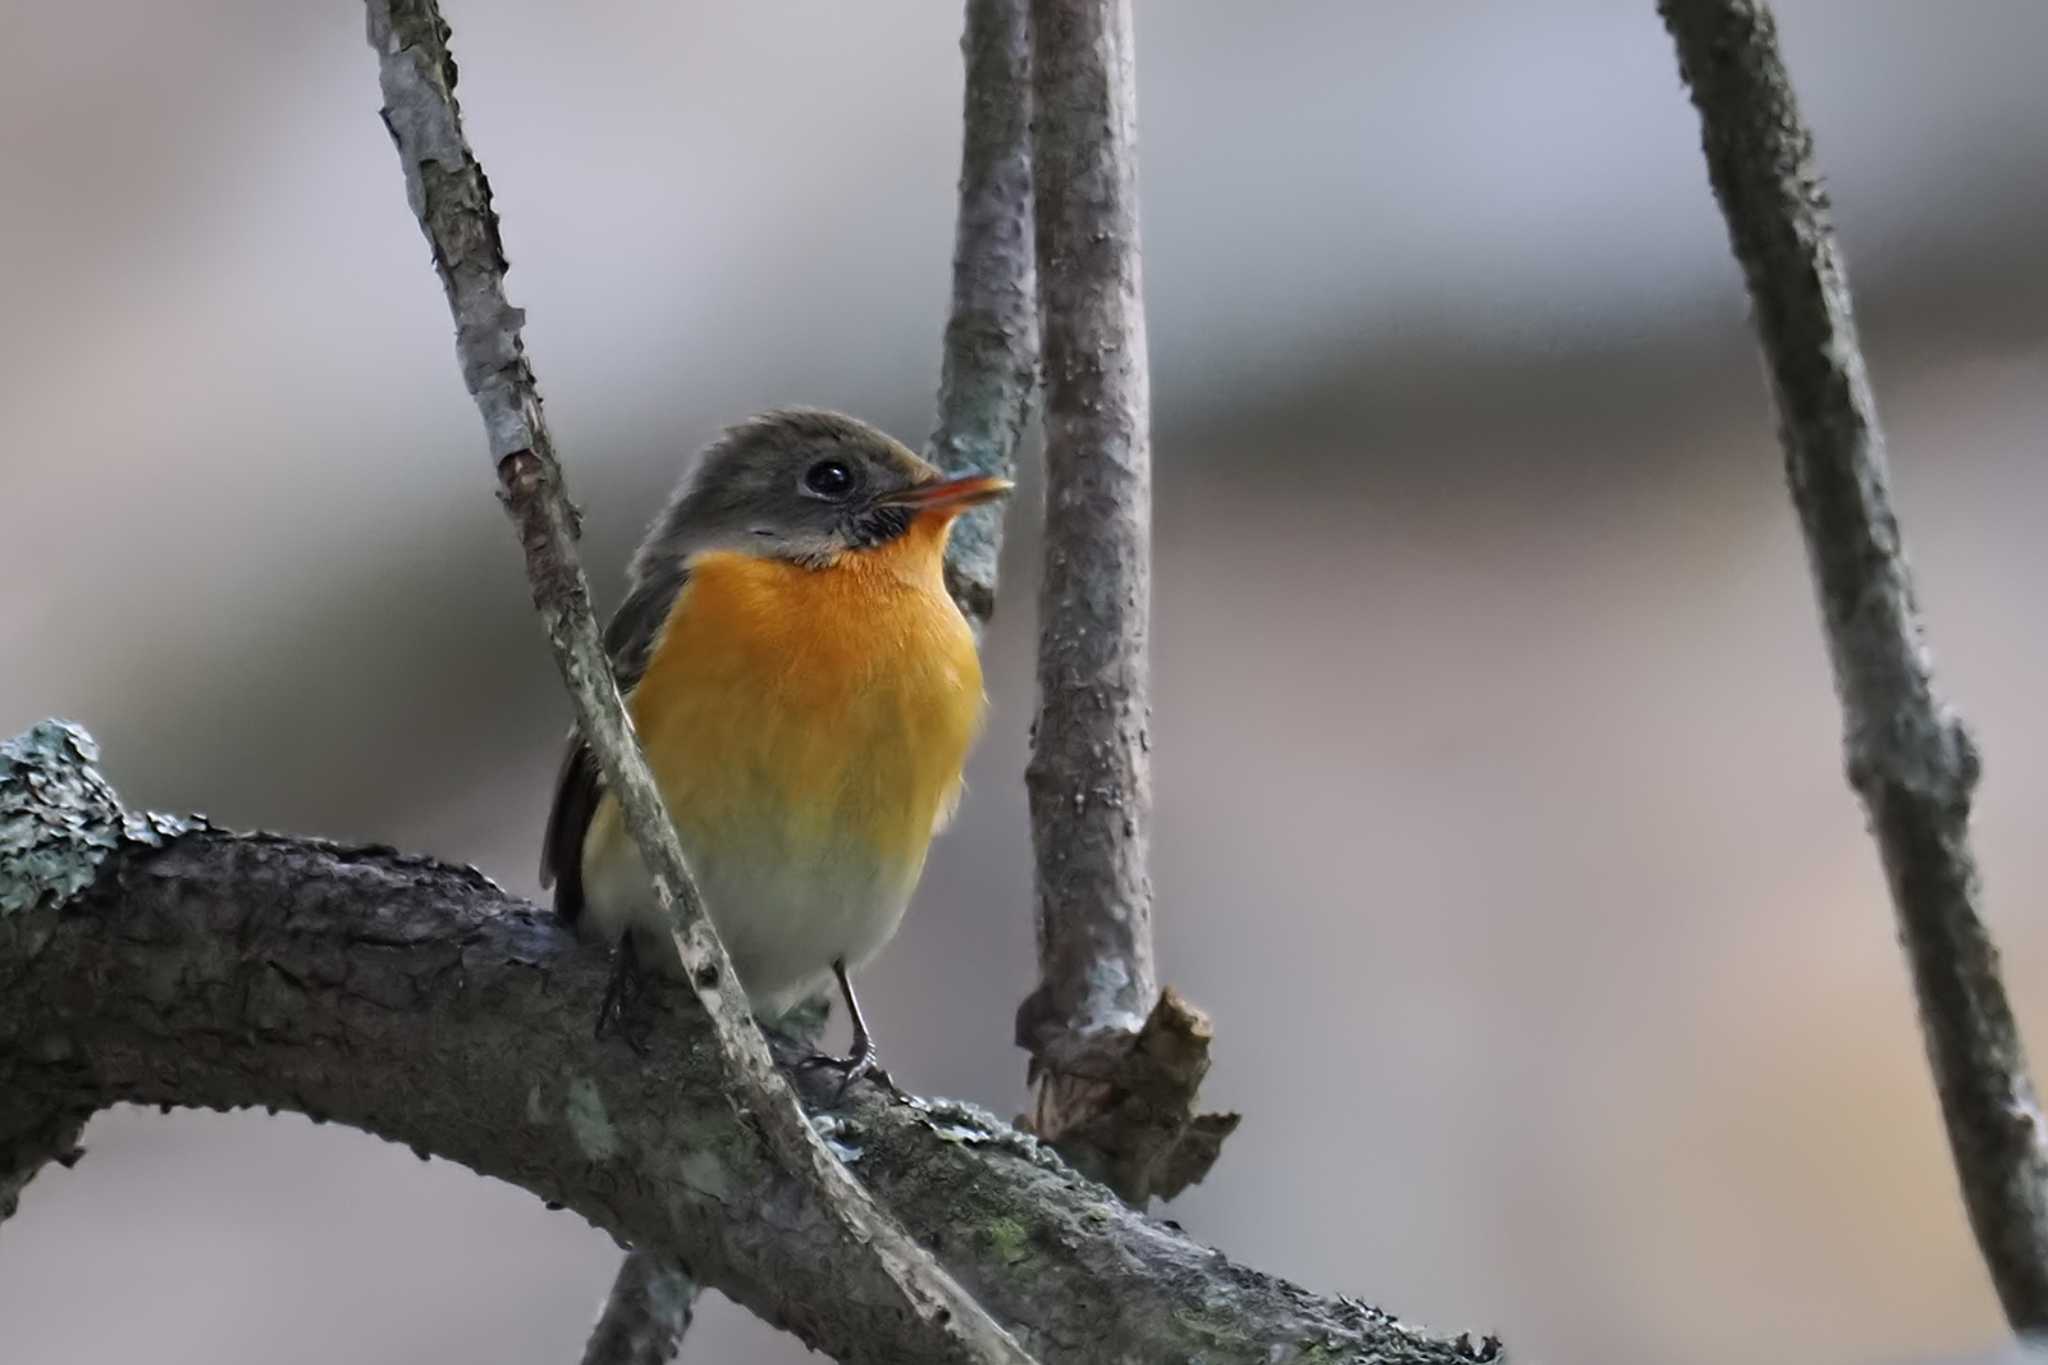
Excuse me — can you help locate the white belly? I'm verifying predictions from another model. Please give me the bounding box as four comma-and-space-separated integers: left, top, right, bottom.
580, 817, 923, 1018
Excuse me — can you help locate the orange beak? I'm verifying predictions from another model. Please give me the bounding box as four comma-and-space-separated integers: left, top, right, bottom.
884, 473, 1013, 514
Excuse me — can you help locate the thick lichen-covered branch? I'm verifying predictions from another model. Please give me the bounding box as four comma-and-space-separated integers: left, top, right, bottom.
928, 0, 1039, 627
0, 721, 181, 1227
0, 727, 1496, 1365
364, 2, 1027, 1360
1660, 0, 2048, 1330
1016, 0, 1234, 1204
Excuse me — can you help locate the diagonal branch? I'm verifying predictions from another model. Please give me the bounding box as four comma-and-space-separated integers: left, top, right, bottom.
574, 0, 1041, 1353
364, 2, 1028, 1361
579, 1252, 695, 1365
928, 0, 1040, 628
0, 721, 1498, 1365
1015, 0, 1234, 1205
1660, 0, 2048, 1330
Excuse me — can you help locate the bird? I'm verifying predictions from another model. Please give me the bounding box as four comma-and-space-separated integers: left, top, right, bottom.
540, 408, 1008, 1085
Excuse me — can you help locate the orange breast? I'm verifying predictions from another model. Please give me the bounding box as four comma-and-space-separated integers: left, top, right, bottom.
625, 515, 986, 871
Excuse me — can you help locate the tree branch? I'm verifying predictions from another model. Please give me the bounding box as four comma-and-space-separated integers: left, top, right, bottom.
929, 0, 1040, 628
1660, 0, 2048, 1330
563, 1, 1041, 1352
579, 1252, 695, 1365
1022, 0, 1157, 1076
364, 3, 1028, 1361
0, 721, 188, 1230
0, 723, 1497, 1365
1015, 0, 1234, 1205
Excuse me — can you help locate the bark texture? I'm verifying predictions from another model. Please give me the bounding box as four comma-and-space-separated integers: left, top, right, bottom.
367, 3, 1027, 1360
929, 0, 1040, 627
1016, 0, 1233, 1204
1661, 0, 2048, 1330
0, 721, 188, 1226
0, 725, 1498, 1365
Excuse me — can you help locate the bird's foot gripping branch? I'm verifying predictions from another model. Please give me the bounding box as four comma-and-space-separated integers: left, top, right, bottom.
0, 719, 1500, 1365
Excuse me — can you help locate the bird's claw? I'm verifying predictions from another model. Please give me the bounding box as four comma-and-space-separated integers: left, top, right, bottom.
789, 959, 904, 1104
796, 1040, 900, 1105
595, 940, 652, 1056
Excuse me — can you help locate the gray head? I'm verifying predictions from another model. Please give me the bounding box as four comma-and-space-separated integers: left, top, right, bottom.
635, 409, 1009, 573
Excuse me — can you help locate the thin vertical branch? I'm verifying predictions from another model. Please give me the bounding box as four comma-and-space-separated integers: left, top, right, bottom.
1660, 0, 2048, 1329
1022, 0, 1156, 1062
930, 0, 1039, 627
363, 3, 1031, 1361
579, 1253, 695, 1365
1017, 0, 1233, 1205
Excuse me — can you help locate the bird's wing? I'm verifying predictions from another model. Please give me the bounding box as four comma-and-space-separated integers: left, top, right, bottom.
539, 560, 690, 924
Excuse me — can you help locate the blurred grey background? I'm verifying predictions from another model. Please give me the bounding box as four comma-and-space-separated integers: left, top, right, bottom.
4, 1, 2047, 1362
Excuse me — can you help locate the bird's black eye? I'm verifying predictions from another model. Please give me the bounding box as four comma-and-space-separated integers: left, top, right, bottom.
802, 459, 856, 499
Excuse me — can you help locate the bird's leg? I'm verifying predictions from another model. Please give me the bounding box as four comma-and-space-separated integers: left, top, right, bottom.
836, 962, 878, 1082
595, 933, 652, 1056
796, 960, 901, 1103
